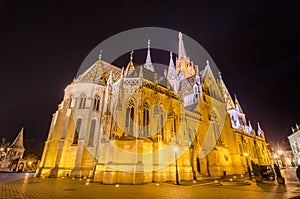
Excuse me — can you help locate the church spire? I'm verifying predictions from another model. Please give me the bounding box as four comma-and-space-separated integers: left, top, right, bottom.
178, 32, 187, 59
167, 51, 177, 80
169, 51, 175, 67
144, 39, 154, 72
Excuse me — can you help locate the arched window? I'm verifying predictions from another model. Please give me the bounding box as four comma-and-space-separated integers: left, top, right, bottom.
143, 102, 150, 137
194, 85, 198, 94
79, 93, 87, 109
160, 113, 164, 140
88, 119, 96, 146
174, 118, 177, 134
93, 95, 100, 111
197, 157, 201, 173
125, 99, 135, 135
73, 118, 82, 145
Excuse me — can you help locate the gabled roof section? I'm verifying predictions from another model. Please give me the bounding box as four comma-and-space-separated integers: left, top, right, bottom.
185, 103, 198, 112
8, 128, 24, 150
74, 59, 121, 85
201, 61, 222, 98
179, 75, 195, 95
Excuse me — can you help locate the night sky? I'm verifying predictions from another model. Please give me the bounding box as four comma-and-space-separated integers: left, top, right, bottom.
0, 0, 299, 156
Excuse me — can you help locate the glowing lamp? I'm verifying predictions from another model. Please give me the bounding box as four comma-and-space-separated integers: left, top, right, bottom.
173, 146, 179, 153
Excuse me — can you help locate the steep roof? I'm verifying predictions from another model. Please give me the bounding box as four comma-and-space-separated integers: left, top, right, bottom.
74, 59, 121, 85
8, 128, 25, 150
219, 78, 235, 110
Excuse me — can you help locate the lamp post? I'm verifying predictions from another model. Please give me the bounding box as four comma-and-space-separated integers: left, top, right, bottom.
274, 154, 279, 165
173, 146, 179, 185
243, 153, 251, 178
277, 150, 284, 168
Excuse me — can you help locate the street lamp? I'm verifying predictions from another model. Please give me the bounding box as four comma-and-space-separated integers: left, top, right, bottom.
277, 150, 284, 168
243, 152, 251, 177
173, 146, 179, 185
277, 150, 283, 155
274, 154, 279, 165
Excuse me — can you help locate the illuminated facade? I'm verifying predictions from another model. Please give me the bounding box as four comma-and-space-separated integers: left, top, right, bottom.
0, 128, 25, 171
36, 33, 272, 184
288, 124, 300, 165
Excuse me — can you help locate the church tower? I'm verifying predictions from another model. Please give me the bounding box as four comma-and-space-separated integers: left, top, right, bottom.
175, 32, 196, 79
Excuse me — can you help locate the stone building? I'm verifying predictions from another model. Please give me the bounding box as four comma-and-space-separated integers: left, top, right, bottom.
288, 124, 300, 165
0, 128, 25, 171
36, 32, 272, 184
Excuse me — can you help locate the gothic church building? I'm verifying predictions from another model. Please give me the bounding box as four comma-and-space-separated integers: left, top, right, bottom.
36, 33, 272, 184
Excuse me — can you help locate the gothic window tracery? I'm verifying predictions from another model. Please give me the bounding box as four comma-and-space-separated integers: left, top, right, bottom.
143, 102, 150, 137
93, 95, 100, 111
125, 99, 135, 135
160, 108, 164, 141
79, 93, 87, 109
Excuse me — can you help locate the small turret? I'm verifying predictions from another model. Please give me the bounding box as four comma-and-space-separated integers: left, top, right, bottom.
144, 39, 154, 72
257, 122, 264, 137
125, 51, 135, 76
248, 121, 253, 133
167, 52, 176, 80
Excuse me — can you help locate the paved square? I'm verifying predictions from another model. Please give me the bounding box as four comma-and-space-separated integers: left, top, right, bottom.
1, 169, 300, 199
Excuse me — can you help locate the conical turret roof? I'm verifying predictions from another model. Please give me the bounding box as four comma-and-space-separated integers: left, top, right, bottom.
8, 128, 25, 150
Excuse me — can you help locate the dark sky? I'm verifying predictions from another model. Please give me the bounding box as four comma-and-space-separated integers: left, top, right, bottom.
0, 0, 299, 156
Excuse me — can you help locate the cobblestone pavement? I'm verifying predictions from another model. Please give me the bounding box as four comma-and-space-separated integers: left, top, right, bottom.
1, 170, 300, 199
